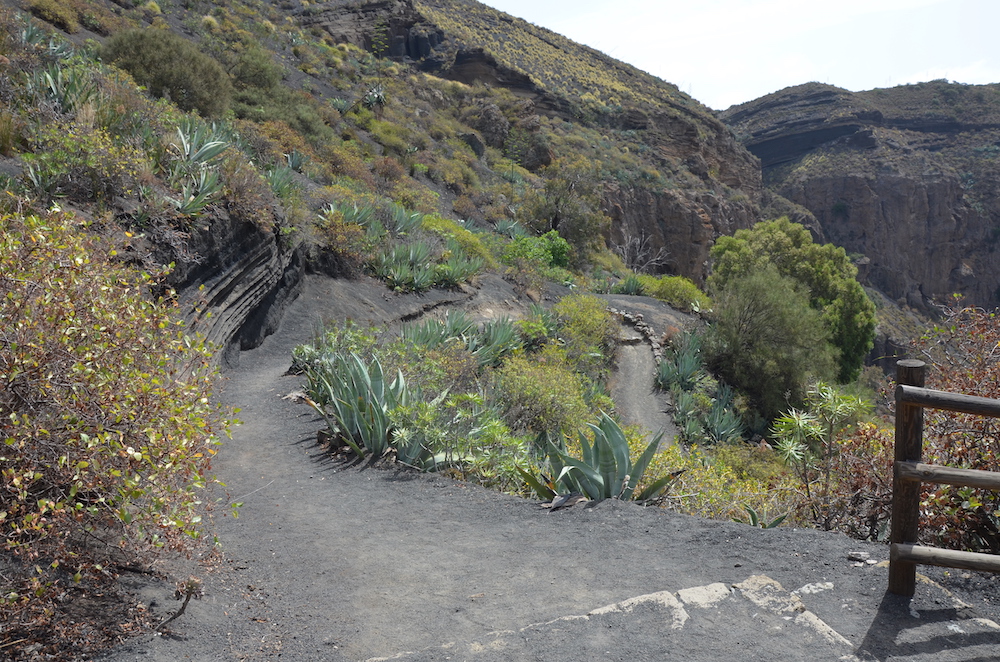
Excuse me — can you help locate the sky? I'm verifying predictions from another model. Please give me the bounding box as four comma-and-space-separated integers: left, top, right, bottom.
479, 0, 1000, 110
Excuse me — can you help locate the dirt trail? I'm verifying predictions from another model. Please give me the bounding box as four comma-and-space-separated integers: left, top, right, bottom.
100, 276, 1000, 662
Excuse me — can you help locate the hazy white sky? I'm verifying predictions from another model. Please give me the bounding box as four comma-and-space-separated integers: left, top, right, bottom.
479, 0, 1000, 110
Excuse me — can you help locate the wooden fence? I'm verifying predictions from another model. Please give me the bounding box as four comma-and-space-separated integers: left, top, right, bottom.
889, 359, 1000, 596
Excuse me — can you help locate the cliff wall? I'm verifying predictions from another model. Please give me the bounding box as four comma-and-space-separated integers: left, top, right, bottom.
722, 81, 1000, 308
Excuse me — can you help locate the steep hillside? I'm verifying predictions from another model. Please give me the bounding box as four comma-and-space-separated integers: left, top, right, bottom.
1, 0, 769, 352
722, 81, 1000, 309
294, 0, 763, 281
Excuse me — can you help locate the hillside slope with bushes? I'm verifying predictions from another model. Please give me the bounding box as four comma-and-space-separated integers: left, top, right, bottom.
6, 1, 997, 659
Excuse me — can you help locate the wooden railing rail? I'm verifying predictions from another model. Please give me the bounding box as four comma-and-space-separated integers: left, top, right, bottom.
889, 359, 1000, 596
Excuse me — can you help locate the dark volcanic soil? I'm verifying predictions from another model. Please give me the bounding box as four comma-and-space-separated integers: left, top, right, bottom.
97, 275, 1000, 662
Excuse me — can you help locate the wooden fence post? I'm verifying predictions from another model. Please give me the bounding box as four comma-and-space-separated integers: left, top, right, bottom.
889, 359, 927, 596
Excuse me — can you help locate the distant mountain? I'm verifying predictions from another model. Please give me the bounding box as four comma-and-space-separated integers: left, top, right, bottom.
722, 80, 1000, 309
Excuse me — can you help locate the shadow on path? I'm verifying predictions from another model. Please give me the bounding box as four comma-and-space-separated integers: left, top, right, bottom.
856, 590, 1000, 661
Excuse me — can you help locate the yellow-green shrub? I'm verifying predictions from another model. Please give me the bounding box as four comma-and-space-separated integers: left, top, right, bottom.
633, 438, 798, 524
27, 0, 79, 33
313, 207, 368, 276
1, 209, 230, 650
637, 274, 711, 313
24, 120, 147, 203
422, 214, 495, 266
552, 293, 617, 381
494, 348, 590, 435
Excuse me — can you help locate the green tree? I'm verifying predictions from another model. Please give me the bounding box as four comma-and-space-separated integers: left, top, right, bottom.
704, 266, 838, 420
709, 217, 875, 382
102, 28, 233, 117
525, 156, 610, 266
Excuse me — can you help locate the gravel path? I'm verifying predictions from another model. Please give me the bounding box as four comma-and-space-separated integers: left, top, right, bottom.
99, 276, 1000, 662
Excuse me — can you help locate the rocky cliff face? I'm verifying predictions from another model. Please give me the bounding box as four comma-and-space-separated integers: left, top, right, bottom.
157, 208, 303, 365
608, 110, 761, 284
722, 81, 1000, 309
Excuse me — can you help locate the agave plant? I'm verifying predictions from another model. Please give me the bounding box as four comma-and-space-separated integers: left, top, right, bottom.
519, 414, 679, 503
467, 318, 522, 368
266, 165, 297, 199
169, 169, 222, 219
656, 331, 704, 392
612, 274, 645, 296
27, 64, 96, 114
166, 120, 230, 182
736, 505, 788, 529
386, 202, 424, 235
285, 149, 308, 173
303, 353, 412, 458
433, 249, 484, 288
493, 219, 526, 239
704, 385, 745, 444
401, 310, 475, 349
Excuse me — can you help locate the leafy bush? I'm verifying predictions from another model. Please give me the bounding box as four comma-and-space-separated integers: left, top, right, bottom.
1, 210, 229, 651
637, 274, 711, 313
494, 348, 590, 435
23, 120, 146, 203
516, 304, 559, 351
102, 29, 233, 117
499, 230, 570, 269
910, 302, 1000, 552
643, 441, 797, 523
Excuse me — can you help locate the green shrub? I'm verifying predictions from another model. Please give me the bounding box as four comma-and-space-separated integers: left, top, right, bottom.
1, 209, 230, 647
636, 274, 710, 312
102, 29, 233, 117
27, 0, 79, 33
231, 45, 283, 91
704, 266, 838, 421
494, 348, 590, 435
500, 230, 571, 270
